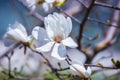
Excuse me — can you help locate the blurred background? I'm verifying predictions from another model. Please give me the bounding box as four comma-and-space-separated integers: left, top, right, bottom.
0, 0, 120, 80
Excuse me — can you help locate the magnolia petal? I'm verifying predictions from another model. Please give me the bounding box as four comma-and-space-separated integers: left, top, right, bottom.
26, 0, 37, 8
44, 16, 55, 40
3, 34, 16, 46
26, 0, 37, 5
45, 13, 71, 39
70, 64, 92, 78
70, 64, 86, 78
45, 0, 55, 3
10, 22, 28, 37
84, 73, 90, 78
26, 0, 37, 11
32, 26, 48, 40
72, 64, 86, 73
26, 35, 33, 42
52, 13, 66, 38
42, 3, 51, 12
36, 41, 54, 52
32, 26, 50, 47
3, 22, 28, 46
71, 60, 84, 66
53, 13, 67, 28
85, 67, 92, 77
45, 14, 65, 41
53, 13, 72, 38
51, 43, 66, 60
30, 5, 36, 11
32, 26, 41, 39
58, 14, 68, 37
6, 28, 27, 42
45, 14, 57, 31
62, 37, 77, 48
66, 17, 72, 37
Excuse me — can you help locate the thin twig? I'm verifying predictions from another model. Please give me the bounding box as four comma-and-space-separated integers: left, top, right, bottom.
88, 17, 120, 28
84, 0, 120, 64
6, 50, 15, 79
93, 0, 120, 53
95, 1, 120, 10
53, 63, 120, 72
30, 47, 62, 80
56, 67, 70, 71
76, 0, 88, 8
0, 43, 20, 59
7, 56, 12, 78
58, 7, 120, 28
78, 0, 96, 49
85, 64, 119, 69
18, 0, 44, 22
56, 7, 81, 24
57, 6, 120, 28
55, 63, 120, 72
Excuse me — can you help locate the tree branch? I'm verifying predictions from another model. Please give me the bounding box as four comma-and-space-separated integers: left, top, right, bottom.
56, 7, 81, 24
0, 43, 20, 59
93, 0, 120, 54
85, 64, 119, 69
76, 0, 88, 8
95, 1, 120, 10
83, 0, 120, 64
77, 0, 96, 49
18, 0, 44, 22
30, 47, 62, 80
88, 17, 120, 28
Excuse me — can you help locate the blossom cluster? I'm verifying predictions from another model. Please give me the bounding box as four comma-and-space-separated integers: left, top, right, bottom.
3, 12, 92, 79
24, 0, 66, 12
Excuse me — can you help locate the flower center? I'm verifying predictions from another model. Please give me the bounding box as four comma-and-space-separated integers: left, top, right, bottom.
54, 36, 63, 43
38, 0, 45, 4
53, 0, 67, 6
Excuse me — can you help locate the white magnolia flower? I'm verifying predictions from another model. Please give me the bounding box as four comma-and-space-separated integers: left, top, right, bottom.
42, 2, 53, 12
45, 0, 55, 3
32, 12, 77, 60
42, 0, 55, 12
24, 0, 66, 12
3, 22, 29, 46
25, 0, 38, 11
24, 0, 53, 12
0, 47, 41, 75
43, 0, 66, 12
70, 61, 92, 78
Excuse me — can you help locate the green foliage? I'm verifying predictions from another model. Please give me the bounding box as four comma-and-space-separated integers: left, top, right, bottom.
106, 75, 117, 80
44, 70, 73, 80
44, 72, 59, 80
0, 69, 27, 80
111, 58, 120, 68
58, 70, 73, 80
91, 71, 118, 80
29, 38, 35, 47
91, 71, 106, 80
92, 34, 100, 40
0, 71, 9, 79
